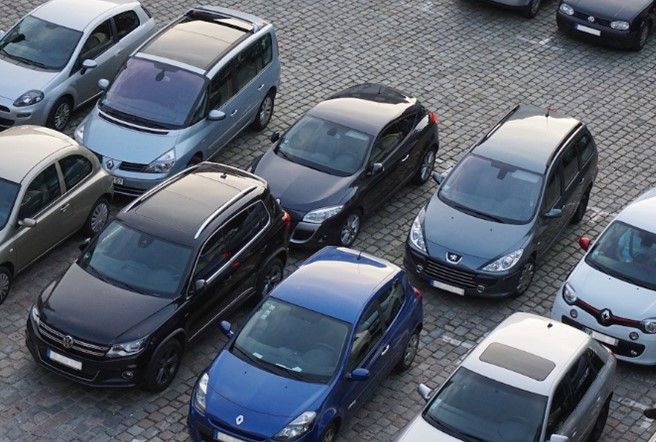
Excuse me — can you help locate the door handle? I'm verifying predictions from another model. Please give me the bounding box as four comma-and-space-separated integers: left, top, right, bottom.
401, 154, 410, 163
257, 84, 265, 91
230, 109, 238, 116
59, 203, 70, 213
381, 345, 390, 356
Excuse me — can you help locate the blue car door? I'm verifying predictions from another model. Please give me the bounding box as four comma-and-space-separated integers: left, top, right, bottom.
377, 277, 414, 373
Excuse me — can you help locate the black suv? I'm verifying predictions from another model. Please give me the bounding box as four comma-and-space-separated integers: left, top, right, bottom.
26, 163, 289, 391
406, 105, 598, 298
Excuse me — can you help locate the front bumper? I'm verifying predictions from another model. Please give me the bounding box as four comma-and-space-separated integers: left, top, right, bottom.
404, 244, 522, 298
0, 96, 49, 129
88, 149, 170, 197
286, 209, 348, 249
557, 12, 637, 48
25, 317, 146, 387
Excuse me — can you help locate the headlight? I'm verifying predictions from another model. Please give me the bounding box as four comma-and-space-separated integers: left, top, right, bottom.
642, 319, 656, 334
273, 411, 316, 440
144, 149, 176, 173
13, 90, 44, 107
559, 3, 574, 15
106, 337, 147, 357
409, 213, 427, 254
562, 283, 577, 305
482, 249, 523, 272
74, 123, 85, 144
610, 21, 630, 31
302, 206, 343, 223
194, 372, 209, 414
31, 304, 41, 326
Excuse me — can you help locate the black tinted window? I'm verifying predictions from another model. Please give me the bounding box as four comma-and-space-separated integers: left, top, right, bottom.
370, 123, 403, 163
544, 171, 561, 210
567, 354, 596, 403
209, 68, 235, 109
0, 178, 20, 230
79, 20, 113, 62
260, 33, 272, 66
59, 155, 92, 189
19, 165, 61, 219
547, 379, 575, 436
586, 348, 604, 373
379, 280, 404, 325
577, 134, 595, 164
561, 146, 579, 188
114, 11, 140, 40
348, 302, 384, 370
397, 113, 417, 137
236, 43, 261, 91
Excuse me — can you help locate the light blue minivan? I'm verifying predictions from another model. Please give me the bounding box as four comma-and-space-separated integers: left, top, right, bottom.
75, 6, 280, 195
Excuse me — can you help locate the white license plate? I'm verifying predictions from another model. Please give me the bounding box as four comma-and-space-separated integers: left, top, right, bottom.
576, 24, 601, 36
214, 431, 245, 442
112, 176, 124, 185
430, 279, 465, 296
47, 348, 82, 371
583, 327, 619, 347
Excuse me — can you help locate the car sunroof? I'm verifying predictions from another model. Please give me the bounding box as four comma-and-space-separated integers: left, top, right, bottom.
479, 342, 556, 381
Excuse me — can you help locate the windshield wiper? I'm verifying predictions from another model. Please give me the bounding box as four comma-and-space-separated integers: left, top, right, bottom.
275, 147, 295, 163
424, 415, 487, 442
233, 345, 307, 381
100, 105, 170, 130
0, 50, 49, 69
449, 200, 505, 223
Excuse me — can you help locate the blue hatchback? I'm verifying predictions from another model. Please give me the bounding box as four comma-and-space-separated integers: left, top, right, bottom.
187, 247, 423, 442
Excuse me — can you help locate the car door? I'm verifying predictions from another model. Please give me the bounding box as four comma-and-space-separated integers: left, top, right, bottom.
232, 41, 263, 131
111, 10, 146, 67
58, 154, 99, 231
558, 141, 583, 223
544, 378, 576, 442
376, 277, 411, 374
14, 164, 72, 270
200, 63, 240, 158
395, 112, 422, 183
535, 166, 564, 259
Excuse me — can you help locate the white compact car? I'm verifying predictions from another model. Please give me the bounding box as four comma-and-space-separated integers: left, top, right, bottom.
396, 313, 615, 442
552, 187, 656, 365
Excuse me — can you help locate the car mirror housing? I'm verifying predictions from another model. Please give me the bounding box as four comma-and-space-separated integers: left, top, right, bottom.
270, 131, 280, 143
432, 172, 443, 185
207, 110, 226, 121
549, 435, 569, 442
543, 208, 562, 219
417, 383, 432, 402
78, 237, 91, 252
578, 236, 591, 251
347, 368, 370, 380
98, 78, 110, 90
368, 163, 384, 176
645, 408, 656, 419
220, 320, 234, 338
18, 218, 37, 228
81, 59, 97, 74
194, 279, 207, 293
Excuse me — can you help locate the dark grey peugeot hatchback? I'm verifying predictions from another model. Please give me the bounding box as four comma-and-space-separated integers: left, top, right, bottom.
405, 105, 598, 298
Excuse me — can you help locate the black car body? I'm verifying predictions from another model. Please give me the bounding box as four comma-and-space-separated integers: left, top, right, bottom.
26, 163, 289, 390
406, 105, 598, 298
250, 83, 439, 248
557, 0, 655, 50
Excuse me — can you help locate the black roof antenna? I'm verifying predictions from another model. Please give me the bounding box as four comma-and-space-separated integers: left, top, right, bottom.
357, 250, 362, 261
547, 322, 553, 329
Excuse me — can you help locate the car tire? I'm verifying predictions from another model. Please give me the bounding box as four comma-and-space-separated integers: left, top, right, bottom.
587, 396, 611, 441
632, 20, 650, 51
338, 210, 361, 247
396, 330, 420, 373
320, 422, 338, 442
571, 187, 591, 224
187, 154, 202, 168
412, 146, 437, 185
47, 97, 73, 131
0, 266, 11, 306
514, 258, 535, 297
522, 0, 540, 19
84, 197, 110, 237
256, 257, 284, 300
250, 91, 275, 131
143, 339, 183, 392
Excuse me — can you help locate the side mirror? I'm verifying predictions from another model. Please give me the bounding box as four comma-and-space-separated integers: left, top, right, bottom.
347, 368, 370, 381
579, 236, 591, 251
368, 163, 384, 176
549, 435, 569, 442
220, 320, 234, 338
543, 208, 562, 219
78, 237, 91, 251
644, 408, 656, 419
81, 59, 97, 74
417, 383, 432, 402
432, 172, 443, 185
207, 110, 226, 121
194, 279, 207, 293
98, 78, 110, 90
270, 131, 280, 143
18, 218, 37, 228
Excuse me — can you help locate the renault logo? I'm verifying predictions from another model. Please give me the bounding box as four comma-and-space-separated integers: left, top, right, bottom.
106, 159, 115, 170
446, 252, 462, 264
62, 335, 75, 349
600, 309, 612, 324
587, 16, 595, 23
235, 415, 244, 425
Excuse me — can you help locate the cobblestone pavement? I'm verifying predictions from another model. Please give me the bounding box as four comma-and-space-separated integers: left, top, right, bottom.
2, 0, 656, 441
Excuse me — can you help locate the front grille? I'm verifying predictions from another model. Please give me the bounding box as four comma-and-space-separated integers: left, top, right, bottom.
114, 183, 146, 196
38, 322, 109, 358
0, 105, 9, 113
575, 299, 642, 330
0, 117, 14, 127
573, 11, 611, 27
424, 259, 477, 288
119, 161, 148, 172
209, 418, 265, 441
561, 317, 645, 358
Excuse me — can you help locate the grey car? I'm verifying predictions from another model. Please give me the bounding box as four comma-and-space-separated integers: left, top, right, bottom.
0, 125, 113, 304
75, 6, 281, 196
481, 0, 543, 18
0, 0, 156, 131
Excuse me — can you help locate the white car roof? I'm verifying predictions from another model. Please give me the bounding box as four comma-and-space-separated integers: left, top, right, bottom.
462, 312, 589, 396
32, 0, 137, 32
615, 187, 656, 233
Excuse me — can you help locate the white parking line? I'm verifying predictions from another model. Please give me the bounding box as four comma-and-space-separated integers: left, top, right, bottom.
587, 205, 617, 225
516, 35, 554, 46
440, 334, 474, 349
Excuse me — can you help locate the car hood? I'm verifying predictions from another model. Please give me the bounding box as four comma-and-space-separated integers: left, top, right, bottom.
396, 415, 460, 441
206, 351, 327, 430
253, 149, 353, 212
569, 260, 656, 319
40, 263, 175, 344
423, 194, 531, 261
567, 0, 650, 20
0, 58, 58, 101
83, 108, 180, 164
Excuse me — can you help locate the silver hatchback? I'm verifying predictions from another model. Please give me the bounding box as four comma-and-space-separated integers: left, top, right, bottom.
0, 0, 156, 131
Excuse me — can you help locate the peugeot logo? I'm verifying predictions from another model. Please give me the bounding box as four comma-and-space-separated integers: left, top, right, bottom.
587, 16, 595, 23
235, 415, 244, 426
62, 335, 75, 349
600, 309, 612, 324
106, 159, 115, 170
446, 252, 462, 264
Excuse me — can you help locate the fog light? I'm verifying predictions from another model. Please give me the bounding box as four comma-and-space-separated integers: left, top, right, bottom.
630, 350, 638, 356
570, 309, 578, 318
476, 284, 485, 294
122, 370, 134, 380
16, 113, 31, 119
416, 264, 424, 273
629, 332, 639, 341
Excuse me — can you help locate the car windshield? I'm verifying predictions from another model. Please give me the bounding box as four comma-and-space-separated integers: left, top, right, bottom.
232, 297, 350, 383
276, 115, 372, 177
78, 221, 192, 298
423, 368, 547, 442
0, 178, 20, 230
439, 154, 543, 224
586, 221, 656, 291
100, 57, 206, 129
0, 15, 81, 70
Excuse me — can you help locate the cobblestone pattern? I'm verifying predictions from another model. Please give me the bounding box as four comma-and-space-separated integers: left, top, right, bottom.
1, 0, 656, 441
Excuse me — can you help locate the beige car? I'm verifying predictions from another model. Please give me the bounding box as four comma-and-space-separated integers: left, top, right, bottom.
0, 125, 113, 304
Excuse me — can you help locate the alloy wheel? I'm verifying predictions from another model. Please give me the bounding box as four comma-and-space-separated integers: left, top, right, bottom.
640, 25, 649, 48
321, 426, 336, 442
259, 96, 273, 127
155, 348, 180, 387
262, 264, 282, 296
53, 102, 71, 131
0, 272, 9, 303
530, 0, 540, 15
420, 150, 436, 182
340, 213, 361, 246
516, 261, 535, 293
90, 202, 109, 234
403, 333, 419, 366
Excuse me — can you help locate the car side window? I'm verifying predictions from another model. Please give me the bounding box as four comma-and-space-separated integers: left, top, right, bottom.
189, 89, 209, 125
260, 33, 273, 67
59, 155, 93, 190
18, 165, 62, 220
348, 301, 384, 371
370, 123, 403, 164
114, 11, 140, 41
567, 354, 597, 405
560, 145, 579, 189
378, 279, 405, 326
546, 379, 575, 436
225, 201, 270, 253
543, 170, 561, 210
586, 348, 604, 373
397, 113, 417, 138
236, 43, 261, 91
577, 133, 595, 165
78, 20, 114, 64
209, 67, 235, 110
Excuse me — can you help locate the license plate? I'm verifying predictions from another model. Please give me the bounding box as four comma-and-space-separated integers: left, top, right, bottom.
112, 176, 124, 185
576, 24, 601, 36
583, 327, 619, 347
430, 279, 465, 296
47, 348, 82, 371
214, 431, 245, 442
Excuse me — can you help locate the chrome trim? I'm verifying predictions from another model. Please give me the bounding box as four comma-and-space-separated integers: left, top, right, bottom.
39, 322, 109, 356
97, 108, 170, 134
189, 287, 255, 341
134, 53, 206, 76
193, 186, 257, 239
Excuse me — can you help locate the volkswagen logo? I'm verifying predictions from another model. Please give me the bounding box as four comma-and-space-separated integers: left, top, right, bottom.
446, 252, 462, 264
587, 16, 595, 23
235, 415, 244, 426
62, 335, 75, 349
106, 159, 115, 170
600, 309, 612, 324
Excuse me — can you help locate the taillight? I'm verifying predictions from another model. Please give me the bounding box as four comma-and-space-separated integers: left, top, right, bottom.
282, 211, 291, 229
429, 111, 438, 124
413, 286, 423, 300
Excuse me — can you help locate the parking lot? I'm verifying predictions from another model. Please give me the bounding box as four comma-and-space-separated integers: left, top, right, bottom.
1, 0, 656, 440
